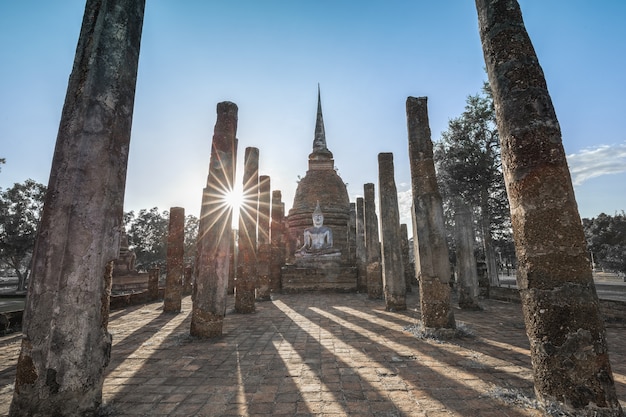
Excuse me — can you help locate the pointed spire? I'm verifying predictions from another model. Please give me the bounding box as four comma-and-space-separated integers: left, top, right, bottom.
312, 84, 330, 154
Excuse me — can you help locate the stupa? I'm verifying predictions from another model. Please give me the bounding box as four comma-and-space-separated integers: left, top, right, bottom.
282, 87, 357, 291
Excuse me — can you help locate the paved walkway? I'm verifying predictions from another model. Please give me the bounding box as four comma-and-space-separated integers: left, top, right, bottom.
0, 291, 624, 416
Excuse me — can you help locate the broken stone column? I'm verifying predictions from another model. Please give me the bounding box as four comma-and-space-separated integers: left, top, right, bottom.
406, 96, 456, 331
9, 1, 145, 415
148, 268, 160, 300
228, 230, 236, 295
256, 175, 271, 301
164, 207, 184, 313
235, 147, 259, 313
400, 224, 413, 293
190, 101, 238, 338
270, 190, 285, 292
454, 200, 481, 310
378, 153, 406, 311
364, 183, 383, 299
183, 265, 193, 295
355, 197, 367, 292
476, 0, 622, 413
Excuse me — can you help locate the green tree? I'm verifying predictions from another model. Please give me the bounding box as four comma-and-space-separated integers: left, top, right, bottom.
124, 208, 199, 272
434, 83, 511, 286
0, 179, 47, 290
583, 212, 626, 275
125, 207, 169, 271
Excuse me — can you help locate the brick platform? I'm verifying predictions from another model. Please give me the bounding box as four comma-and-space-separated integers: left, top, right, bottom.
0, 291, 624, 416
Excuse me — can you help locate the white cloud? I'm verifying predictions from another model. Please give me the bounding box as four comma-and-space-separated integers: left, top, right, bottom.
567, 142, 626, 185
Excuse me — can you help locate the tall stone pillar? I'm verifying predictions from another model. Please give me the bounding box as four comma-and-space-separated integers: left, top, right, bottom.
190, 102, 238, 338
476, 1, 622, 414
9, 1, 145, 415
270, 190, 285, 292
364, 183, 383, 299
378, 153, 406, 311
454, 200, 480, 310
348, 202, 357, 264
256, 175, 271, 301
355, 197, 367, 292
406, 96, 456, 331
228, 229, 236, 294
164, 207, 184, 312
148, 268, 160, 301
235, 147, 259, 313
400, 224, 413, 293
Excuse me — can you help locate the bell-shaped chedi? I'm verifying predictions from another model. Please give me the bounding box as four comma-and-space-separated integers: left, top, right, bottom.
287, 87, 350, 263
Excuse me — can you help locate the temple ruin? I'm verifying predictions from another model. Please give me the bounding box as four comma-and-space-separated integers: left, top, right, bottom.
5, 1, 624, 416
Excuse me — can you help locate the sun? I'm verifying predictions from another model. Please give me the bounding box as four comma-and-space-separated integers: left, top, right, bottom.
223, 184, 244, 212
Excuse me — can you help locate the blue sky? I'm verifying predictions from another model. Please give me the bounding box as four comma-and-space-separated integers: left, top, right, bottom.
1, 1, 625, 231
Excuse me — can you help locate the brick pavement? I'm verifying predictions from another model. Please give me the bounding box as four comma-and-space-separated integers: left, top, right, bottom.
0, 291, 624, 416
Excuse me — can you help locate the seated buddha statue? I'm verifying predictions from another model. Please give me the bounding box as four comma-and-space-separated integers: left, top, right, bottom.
296, 202, 340, 258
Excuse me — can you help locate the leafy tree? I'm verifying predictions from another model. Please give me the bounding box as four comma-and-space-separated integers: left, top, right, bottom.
124, 207, 198, 272
125, 207, 169, 271
434, 83, 511, 285
0, 179, 47, 290
583, 212, 626, 275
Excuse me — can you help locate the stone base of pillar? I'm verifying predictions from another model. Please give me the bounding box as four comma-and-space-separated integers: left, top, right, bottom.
366, 262, 383, 299
190, 309, 224, 338
256, 244, 272, 301
419, 279, 455, 329
281, 264, 357, 292
384, 292, 406, 311
235, 291, 255, 313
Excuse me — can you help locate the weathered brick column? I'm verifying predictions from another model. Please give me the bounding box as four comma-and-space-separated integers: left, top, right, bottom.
148, 268, 160, 301
9, 1, 145, 415
355, 197, 367, 292
235, 147, 259, 313
256, 175, 271, 301
406, 96, 456, 331
476, 0, 622, 414
378, 153, 406, 311
364, 183, 383, 299
348, 202, 357, 264
190, 102, 238, 338
270, 190, 285, 292
164, 207, 184, 313
454, 200, 481, 310
400, 224, 413, 293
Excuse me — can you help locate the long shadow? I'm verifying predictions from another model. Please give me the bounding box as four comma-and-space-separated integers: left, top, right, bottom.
328, 302, 535, 383
271, 296, 411, 417
102, 296, 312, 416
105, 301, 182, 374
303, 295, 540, 416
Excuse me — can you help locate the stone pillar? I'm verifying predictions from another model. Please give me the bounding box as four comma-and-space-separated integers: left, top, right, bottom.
454, 200, 480, 310
164, 207, 184, 313
9, 1, 145, 415
235, 147, 259, 313
228, 229, 236, 294
148, 268, 160, 301
256, 175, 271, 301
476, 1, 622, 413
355, 197, 367, 292
364, 183, 383, 299
348, 202, 357, 264
406, 96, 456, 331
190, 102, 238, 338
378, 153, 406, 311
400, 224, 412, 293
183, 266, 193, 296
270, 190, 285, 292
